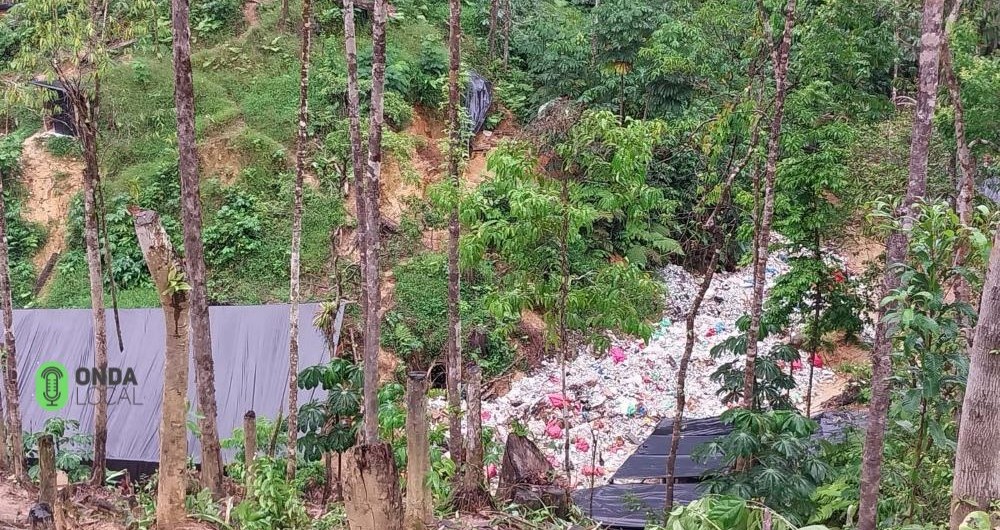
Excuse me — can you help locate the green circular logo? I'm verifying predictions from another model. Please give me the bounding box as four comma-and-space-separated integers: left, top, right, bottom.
35, 361, 69, 411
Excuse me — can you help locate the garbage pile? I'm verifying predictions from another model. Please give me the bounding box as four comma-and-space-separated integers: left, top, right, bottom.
434, 244, 853, 487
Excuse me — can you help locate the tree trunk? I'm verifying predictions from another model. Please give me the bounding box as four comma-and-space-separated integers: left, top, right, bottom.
488, 0, 499, 61
453, 364, 492, 511
171, 0, 223, 496
38, 434, 56, 507
342, 0, 370, 351
558, 173, 571, 477
75, 95, 109, 486
445, 0, 464, 469
404, 372, 431, 529
286, 0, 313, 481
244, 410, 257, 496
279, 0, 289, 29
0, 399, 7, 472
741, 0, 797, 409
665, 131, 755, 508
943, 1, 976, 312
856, 0, 944, 528
131, 208, 190, 530
502, 0, 511, 68
360, 0, 388, 444
343, 443, 403, 530
950, 228, 1000, 528
0, 169, 26, 483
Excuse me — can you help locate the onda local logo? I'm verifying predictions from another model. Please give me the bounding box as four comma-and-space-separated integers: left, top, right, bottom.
35, 362, 143, 412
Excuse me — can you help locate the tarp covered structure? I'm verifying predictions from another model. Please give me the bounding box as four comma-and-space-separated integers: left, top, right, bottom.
6, 303, 328, 466
466, 71, 492, 134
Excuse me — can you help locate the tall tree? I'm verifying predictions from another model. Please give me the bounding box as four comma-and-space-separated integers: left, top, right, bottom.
360, 0, 387, 444
342, 0, 369, 321
286, 0, 314, 481
11, 0, 152, 486
943, 0, 976, 310
132, 208, 189, 530
342, 0, 403, 526
0, 172, 26, 483
488, 0, 499, 61
950, 228, 1000, 527
445, 0, 464, 468
171, 0, 224, 495
741, 0, 798, 408
666, 121, 759, 509
856, 0, 945, 527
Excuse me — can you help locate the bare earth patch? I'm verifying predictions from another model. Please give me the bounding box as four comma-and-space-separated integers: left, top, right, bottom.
19, 132, 84, 272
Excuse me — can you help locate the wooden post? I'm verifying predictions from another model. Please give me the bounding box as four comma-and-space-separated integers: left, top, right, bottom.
404, 371, 430, 529
244, 410, 257, 494
38, 435, 56, 507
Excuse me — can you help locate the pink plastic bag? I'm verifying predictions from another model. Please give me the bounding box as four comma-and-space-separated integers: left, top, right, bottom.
545, 420, 563, 439
610, 346, 627, 364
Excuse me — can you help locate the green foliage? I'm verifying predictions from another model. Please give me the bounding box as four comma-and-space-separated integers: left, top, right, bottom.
22, 418, 95, 484
697, 410, 831, 526
204, 188, 264, 268
710, 316, 798, 411
234, 457, 310, 530
385, 253, 516, 374
655, 495, 830, 530
296, 358, 364, 460
462, 112, 667, 349
44, 136, 82, 158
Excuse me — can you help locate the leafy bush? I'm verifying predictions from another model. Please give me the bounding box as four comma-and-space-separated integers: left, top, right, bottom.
709, 315, 798, 411
23, 418, 94, 483
697, 410, 831, 526
234, 457, 310, 530
204, 188, 264, 268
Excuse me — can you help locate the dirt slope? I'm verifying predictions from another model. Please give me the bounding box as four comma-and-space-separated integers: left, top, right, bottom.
19, 132, 84, 272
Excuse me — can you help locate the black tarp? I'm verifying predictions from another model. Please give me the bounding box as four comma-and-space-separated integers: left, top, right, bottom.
579, 412, 863, 527
466, 71, 492, 134
4, 304, 328, 466
28, 80, 75, 136
573, 483, 703, 528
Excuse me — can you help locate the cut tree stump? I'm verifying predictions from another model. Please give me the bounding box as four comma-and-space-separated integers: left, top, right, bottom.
342, 442, 403, 530
497, 433, 570, 517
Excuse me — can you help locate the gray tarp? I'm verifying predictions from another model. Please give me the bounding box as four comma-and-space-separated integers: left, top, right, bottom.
466, 71, 492, 134
6, 303, 328, 464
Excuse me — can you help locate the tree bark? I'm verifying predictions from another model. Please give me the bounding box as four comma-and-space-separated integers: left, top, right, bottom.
342, 0, 370, 351
0, 168, 26, 483
286, 0, 313, 481
244, 410, 257, 496
343, 443, 403, 530
741, 0, 797, 409
665, 126, 756, 509
361, 0, 388, 444
856, 0, 944, 528
453, 364, 492, 511
171, 0, 223, 496
73, 93, 109, 486
404, 372, 431, 529
131, 208, 189, 530
950, 227, 1000, 528
38, 435, 56, 507
502, 0, 511, 68
558, 172, 571, 477
445, 0, 464, 468
488, 0, 499, 61
942, 0, 976, 312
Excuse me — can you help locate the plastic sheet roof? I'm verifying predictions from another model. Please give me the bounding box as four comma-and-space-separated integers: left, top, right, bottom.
7, 303, 328, 463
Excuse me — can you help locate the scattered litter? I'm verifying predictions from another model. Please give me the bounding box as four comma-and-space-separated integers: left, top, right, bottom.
431, 237, 867, 487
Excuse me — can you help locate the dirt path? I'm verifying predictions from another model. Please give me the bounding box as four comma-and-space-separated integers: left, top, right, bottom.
20, 132, 84, 273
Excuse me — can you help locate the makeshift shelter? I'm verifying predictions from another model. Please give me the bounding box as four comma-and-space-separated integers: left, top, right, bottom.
7, 303, 329, 476
28, 80, 75, 136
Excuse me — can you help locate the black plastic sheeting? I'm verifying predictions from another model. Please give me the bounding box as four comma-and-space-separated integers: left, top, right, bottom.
580, 413, 863, 527
5, 304, 328, 466
573, 483, 703, 528
466, 71, 492, 134
611, 417, 731, 482
28, 80, 76, 136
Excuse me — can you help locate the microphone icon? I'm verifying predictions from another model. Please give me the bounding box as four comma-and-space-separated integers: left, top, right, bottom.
40, 366, 64, 407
